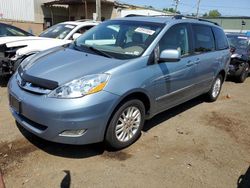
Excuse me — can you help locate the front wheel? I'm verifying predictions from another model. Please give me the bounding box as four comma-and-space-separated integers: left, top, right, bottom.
237, 63, 249, 83
105, 99, 145, 149
205, 75, 223, 102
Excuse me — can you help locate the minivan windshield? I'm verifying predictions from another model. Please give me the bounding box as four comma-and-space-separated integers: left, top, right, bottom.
227, 35, 250, 51
74, 20, 164, 59
39, 24, 76, 39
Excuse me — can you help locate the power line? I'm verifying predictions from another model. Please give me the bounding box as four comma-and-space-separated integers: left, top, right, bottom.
179, 2, 250, 10
174, 0, 180, 13
196, 0, 201, 18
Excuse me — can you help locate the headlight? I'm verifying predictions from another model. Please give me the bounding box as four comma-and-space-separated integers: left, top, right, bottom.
48, 74, 110, 98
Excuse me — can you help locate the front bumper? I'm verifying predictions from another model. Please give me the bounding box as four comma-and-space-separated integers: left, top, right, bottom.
228, 63, 246, 77
8, 76, 120, 145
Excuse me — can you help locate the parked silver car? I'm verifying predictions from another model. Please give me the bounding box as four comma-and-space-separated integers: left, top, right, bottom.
8, 16, 230, 149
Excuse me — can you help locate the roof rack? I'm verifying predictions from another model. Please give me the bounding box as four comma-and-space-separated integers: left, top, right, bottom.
123, 14, 219, 26
75, 19, 96, 22
124, 14, 147, 17
172, 15, 220, 26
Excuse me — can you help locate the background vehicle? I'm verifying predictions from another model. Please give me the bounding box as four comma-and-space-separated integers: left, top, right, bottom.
0, 20, 99, 77
8, 16, 230, 149
0, 22, 33, 37
226, 33, 250, 82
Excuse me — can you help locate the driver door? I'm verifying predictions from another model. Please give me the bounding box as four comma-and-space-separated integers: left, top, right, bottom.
150, 23, 197, 111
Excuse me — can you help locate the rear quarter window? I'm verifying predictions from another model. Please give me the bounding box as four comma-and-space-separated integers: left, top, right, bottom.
212, 27, 229, 50
192, 24, 215, 53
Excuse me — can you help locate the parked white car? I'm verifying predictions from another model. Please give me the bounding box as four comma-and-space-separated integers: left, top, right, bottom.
0, 20, 99, 76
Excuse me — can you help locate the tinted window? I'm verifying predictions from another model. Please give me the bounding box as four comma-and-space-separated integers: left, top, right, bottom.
192, 25, 215, 53
159, 24, 190, 56
213, 27, 229, 50
75, 25, 94, 34
69, 25, 95, 40
0, 24, 32, 37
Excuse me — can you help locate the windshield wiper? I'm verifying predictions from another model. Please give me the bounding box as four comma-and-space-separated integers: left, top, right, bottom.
84, 45, 114, 58
73, 43, 114, 58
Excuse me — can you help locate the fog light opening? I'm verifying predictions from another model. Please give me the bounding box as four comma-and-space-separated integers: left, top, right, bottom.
59, 129, 86, 137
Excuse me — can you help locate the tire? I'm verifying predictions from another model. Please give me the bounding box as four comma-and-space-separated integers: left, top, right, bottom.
205, 74, 223, 102
105, 99, 145, 149
237, 63, 249, 83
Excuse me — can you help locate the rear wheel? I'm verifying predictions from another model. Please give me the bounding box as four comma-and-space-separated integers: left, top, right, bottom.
205, 74, 223, 102
105, 99, 145, 149
237, 63, 249, 83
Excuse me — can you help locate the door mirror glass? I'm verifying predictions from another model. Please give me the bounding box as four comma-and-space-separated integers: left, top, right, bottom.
159, 49, 181, 62
72, 33, 81, 40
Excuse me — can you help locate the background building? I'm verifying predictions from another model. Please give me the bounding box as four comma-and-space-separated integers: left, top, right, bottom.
0, 0, 64, 35
44, 0, 172, 23
0, 0, 172, 35
205, 16, 250, 33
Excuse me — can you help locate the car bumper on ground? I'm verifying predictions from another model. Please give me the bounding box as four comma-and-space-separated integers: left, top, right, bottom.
8, 76, 119, 145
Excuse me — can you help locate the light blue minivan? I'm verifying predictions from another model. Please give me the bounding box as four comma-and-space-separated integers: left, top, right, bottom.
8, 16, 230, 149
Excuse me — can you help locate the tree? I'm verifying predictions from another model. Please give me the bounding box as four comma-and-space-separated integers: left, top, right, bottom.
145, 5, 154, 9
163, 8, 180, 14
202, 12, 208, 17
208, 9, 221, 17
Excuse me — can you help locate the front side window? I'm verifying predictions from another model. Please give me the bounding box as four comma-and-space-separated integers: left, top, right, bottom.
192, 25, 215, 53
75, 25, 94, 34
39, 24, 76, 39
159, 24, 190, 56
74, 20, 164, 59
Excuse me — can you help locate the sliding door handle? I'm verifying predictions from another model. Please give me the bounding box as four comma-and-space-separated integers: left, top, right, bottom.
186, 61, 194, 67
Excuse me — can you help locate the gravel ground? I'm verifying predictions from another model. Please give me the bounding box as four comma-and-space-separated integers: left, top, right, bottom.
0, 77, 250, 188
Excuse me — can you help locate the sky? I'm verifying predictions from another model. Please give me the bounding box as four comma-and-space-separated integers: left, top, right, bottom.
120, 0, 250, 16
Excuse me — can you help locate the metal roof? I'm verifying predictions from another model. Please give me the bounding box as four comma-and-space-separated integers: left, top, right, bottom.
44, 0, 114, 6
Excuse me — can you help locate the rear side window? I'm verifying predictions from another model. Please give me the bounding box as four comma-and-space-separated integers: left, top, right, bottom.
192, 25, 215, 53
212, 27, 229, 50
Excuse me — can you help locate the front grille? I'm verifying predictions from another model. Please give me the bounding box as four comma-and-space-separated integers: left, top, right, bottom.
16, 73, 51, 94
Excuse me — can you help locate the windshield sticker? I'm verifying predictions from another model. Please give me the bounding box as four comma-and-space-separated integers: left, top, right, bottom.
135, 27, 155, 35
133, 51, 140, 55
65, 25, 75, 29
125, 51, 140, 56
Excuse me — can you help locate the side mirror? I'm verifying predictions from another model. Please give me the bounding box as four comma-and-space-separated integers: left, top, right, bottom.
230, 46, 236, 54
72, 33, 81, 40
158, 49, 181, 63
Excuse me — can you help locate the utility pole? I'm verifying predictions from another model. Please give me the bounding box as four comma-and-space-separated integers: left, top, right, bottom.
96, 0, 101, 21
196, 0, 201, 18
174, 0, 180, 14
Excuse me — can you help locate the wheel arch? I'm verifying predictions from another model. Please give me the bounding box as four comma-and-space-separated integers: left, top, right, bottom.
217, 69, 226, 82
102, 89, 152, 141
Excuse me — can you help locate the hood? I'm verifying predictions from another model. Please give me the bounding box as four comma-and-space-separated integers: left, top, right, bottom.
15, 39, 71, 56
234, 48, 250, 57
0, 36, 47, 45
20, 46, 127, 86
